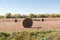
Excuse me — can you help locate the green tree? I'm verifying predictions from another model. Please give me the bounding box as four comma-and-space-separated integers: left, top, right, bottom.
41, 14, 46, 18
5, 13, 12, 18
49, 14, 57, 18
29, 14, 37, 18
55, 14, 60, 17
12, 14, 21, 18
45, 13, 49, 18
21, 15, 27, 18
33, 14, 37, 18
37, 14, 42, 18
29, 14, 34, 18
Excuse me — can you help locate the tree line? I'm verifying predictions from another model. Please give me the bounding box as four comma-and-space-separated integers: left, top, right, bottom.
0, 13, 60, 18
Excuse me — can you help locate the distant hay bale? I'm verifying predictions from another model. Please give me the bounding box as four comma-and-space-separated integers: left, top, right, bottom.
23, 18, 33, 28
15, 19, 17, 22
33, 19, 40, 21
42, 19, 44, 21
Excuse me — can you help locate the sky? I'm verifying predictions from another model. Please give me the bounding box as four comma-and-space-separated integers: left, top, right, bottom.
0, 0, 60, 15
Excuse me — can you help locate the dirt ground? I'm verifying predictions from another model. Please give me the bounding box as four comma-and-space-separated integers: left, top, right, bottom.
0, 18, 60, 32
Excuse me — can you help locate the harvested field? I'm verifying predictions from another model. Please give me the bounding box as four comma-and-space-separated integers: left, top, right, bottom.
0, 18, 60, 32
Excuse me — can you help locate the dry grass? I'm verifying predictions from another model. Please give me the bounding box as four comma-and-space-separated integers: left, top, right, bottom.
0, 18, 60, 32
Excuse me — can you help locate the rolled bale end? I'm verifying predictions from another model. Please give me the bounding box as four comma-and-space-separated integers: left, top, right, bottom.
22, 18, 33, 28
42, 19, 44, 22
15, 19, 17, 22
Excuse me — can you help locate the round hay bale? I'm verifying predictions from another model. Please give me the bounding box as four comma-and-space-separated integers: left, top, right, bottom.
23, 18, 33, 28
15, 19, 17, 22
42, 19, 44, 21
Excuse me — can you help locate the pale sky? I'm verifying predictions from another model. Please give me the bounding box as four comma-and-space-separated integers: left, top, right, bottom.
0, 0, 60, 15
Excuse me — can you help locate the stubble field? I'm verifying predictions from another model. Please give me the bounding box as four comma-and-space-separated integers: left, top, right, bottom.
0, 18, 60, 32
